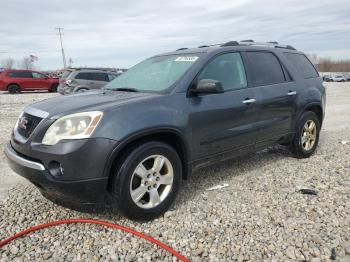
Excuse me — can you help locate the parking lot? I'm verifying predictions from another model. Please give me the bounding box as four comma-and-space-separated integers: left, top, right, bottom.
0, 82, 349, 261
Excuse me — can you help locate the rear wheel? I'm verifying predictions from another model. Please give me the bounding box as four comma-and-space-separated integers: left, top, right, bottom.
290, 111, 320, 158
8, 84, 20, 94
110, 141, 182, 220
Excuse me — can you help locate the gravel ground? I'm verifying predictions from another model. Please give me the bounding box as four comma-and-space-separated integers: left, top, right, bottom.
0, 84, 349, 261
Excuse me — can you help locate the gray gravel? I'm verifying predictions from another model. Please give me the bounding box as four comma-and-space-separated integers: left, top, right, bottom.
0, 84, 350, 261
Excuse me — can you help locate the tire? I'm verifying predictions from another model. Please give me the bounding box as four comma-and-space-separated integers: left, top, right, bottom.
110, 141, 182, 220
8, 84, 20, 94
290, 111, 320, 158
50, 84, 58, 92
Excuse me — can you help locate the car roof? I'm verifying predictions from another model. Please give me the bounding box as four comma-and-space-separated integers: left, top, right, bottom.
155, 41, 303, 57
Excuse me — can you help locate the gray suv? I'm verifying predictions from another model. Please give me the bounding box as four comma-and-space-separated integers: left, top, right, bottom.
58, 69, 119, 94
5, 40, 325, 220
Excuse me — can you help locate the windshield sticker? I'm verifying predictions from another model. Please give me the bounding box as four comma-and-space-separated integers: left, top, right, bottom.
175, 56, 199, 62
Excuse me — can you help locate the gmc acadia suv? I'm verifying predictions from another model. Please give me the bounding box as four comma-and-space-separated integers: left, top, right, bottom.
4, 41, 325, 220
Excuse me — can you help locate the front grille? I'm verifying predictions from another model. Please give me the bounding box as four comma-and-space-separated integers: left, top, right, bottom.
17, 112, 43, 138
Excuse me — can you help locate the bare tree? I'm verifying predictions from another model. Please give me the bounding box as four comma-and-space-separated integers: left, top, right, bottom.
0, 57, 16, 69
18, 56, 34, 70
307, 53, 319, 65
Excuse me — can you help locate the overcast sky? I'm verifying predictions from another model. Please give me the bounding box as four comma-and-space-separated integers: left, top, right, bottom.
1, 0, 349, 70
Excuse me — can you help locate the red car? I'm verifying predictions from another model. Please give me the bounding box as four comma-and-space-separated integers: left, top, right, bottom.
0, 69, 59, 94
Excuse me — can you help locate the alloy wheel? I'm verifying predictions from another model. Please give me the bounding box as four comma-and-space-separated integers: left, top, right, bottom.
301, 120, 317, 151
129, 155, 174, 209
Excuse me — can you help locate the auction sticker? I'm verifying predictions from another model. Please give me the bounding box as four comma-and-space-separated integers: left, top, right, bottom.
175, 56, 199, 62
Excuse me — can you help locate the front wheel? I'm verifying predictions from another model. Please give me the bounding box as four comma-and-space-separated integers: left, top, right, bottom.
50, 84, 58, 92
110, 141, 182, 220
290, 111, 320, 158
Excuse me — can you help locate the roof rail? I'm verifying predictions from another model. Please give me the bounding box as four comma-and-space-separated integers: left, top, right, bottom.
221, 41, 239, 47
176, 47, 188, 51
221, 40, 296, 50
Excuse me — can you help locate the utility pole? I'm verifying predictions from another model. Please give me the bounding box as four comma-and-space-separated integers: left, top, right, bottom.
56, 27, 67, 68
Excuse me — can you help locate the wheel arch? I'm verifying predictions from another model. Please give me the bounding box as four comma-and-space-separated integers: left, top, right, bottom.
73, 86, 90, 92
7, 83, 20, 90
105, 128, 191, 192
302, 103, 324, 125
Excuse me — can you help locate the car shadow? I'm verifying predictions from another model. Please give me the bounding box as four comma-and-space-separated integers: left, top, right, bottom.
174, 145, 293, 209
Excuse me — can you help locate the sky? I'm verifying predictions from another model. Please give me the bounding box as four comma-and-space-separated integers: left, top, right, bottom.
0, 0, 349, 70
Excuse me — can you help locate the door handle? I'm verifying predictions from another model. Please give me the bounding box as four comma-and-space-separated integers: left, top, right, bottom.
287, 91, 297, 96
242, 98, 256, 104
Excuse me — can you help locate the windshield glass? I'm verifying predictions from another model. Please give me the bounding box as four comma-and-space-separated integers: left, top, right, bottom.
105, 54, 201, 92
61, 70, 73, 79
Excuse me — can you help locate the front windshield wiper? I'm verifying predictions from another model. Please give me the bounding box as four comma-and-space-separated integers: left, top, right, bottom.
105, 87, 139, 92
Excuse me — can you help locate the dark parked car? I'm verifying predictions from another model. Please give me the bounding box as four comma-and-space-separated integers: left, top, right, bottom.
5, 41, 325, 220
0, 70, 59, 93
57, 69, 119, 94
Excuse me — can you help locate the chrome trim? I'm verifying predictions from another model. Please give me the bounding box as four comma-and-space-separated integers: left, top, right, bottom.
287, 91, 297, 96
24, 107, 49, 119
242, 98, 256, 104
4, 143, 45, 171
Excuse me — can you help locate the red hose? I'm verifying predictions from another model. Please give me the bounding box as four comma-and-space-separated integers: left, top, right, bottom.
0, 218, 189, 262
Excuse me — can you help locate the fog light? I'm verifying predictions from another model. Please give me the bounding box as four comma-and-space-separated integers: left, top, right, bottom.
48, 161, 64, 177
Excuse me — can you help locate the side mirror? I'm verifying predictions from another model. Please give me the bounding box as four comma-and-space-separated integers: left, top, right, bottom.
191, 79, 224, 95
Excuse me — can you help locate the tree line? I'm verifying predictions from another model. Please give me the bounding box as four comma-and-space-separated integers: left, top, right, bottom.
0, 57, 37, 70
307, 54, 350, 72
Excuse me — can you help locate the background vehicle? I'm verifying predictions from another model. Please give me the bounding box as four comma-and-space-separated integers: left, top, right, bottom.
322, 75, 332, 82
330, 74, 347, 82
0, 69, 59, 94
5, 40, 325, 220
58, 69, 119, 94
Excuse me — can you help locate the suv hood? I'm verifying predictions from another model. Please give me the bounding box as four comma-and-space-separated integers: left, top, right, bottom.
25, 90, 156, 118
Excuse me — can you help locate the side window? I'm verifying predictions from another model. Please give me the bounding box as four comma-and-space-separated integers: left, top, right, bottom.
7, 72, 17, 78
283, 53, 319, 79
7, 72, 32, 78
75, 72, 89, 80
198, 53, 247, 90
32, 72, 45, 78
89, 72, 108, 81
246, 52, 286, 86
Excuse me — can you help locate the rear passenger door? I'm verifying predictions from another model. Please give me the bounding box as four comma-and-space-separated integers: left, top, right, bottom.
244, 51, 298, 146
15, 71, 33, 89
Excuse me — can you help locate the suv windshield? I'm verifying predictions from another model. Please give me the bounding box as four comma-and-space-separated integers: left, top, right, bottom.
105, 54, 202, 92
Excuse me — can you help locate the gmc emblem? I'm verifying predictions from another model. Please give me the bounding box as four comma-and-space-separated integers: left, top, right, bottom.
18, 116, 29, 130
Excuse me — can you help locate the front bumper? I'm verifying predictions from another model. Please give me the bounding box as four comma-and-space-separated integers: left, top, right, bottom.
4, 139, 115, 207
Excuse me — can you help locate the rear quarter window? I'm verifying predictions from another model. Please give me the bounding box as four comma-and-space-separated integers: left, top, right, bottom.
283, 53, 319, 79
7, 71, 33, 78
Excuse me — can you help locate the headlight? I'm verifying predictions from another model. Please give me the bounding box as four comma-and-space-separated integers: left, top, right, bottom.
42, 111, 103, 145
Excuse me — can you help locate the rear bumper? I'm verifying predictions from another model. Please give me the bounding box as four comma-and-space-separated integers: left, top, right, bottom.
57, 84, 72, 95
4, 142, 109, 206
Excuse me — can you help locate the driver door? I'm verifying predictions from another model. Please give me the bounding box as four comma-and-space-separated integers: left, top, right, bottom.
31, 72, 49, 90
190, 52, 260, 160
